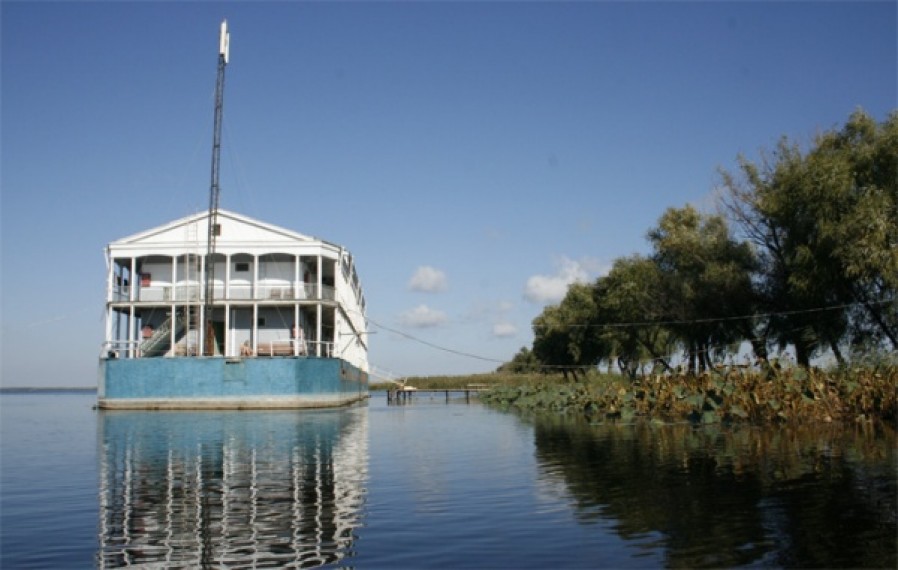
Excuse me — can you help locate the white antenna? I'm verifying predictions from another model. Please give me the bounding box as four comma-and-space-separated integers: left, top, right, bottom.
219, 19, 230, 64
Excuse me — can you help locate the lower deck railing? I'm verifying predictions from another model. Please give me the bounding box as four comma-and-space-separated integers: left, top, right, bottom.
101, 340, 335, 359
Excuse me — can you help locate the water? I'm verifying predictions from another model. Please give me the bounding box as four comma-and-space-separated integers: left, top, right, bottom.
1, 391, 895, 568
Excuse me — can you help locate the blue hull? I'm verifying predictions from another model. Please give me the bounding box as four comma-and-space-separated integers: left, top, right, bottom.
98, 357, 368, 409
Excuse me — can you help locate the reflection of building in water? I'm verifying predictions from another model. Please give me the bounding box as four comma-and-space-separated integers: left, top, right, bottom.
98, 407, 368, 568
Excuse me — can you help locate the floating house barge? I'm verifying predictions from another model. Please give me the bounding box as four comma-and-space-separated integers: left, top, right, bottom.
98, 209, 369, 409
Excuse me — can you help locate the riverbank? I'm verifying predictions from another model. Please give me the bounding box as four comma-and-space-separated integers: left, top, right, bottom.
374, 367, 897, 426
478, 367, 897, 426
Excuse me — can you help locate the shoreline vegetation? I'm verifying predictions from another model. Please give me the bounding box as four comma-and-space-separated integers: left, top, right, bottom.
374, 366, 897, 427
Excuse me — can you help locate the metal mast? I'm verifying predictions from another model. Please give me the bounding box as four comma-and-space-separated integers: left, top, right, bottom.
204, 20, 229, 356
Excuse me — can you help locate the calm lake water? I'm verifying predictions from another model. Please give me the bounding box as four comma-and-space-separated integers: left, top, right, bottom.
1, 390, 895, 568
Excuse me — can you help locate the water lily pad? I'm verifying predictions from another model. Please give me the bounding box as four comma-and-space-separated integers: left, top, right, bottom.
729, 405, 749, 419
701, 411, 720, 424
686, 394, 705, 409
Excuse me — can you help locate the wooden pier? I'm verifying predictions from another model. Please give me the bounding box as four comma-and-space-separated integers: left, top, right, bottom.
386, 384, 489, 404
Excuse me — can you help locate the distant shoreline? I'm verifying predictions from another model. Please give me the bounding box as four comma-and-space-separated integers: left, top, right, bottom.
1, 387, 97, 393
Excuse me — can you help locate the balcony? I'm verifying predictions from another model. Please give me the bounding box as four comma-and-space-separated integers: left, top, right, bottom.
114, 283, 336, 303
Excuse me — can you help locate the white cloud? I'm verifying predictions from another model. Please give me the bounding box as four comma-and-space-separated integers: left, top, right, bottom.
408, 266, 448, 293
399, 304, 448, 328
492, 322, 518, 338
523, 256, 601, 305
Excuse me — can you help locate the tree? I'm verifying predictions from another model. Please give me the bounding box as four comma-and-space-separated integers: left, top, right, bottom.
809, 111, 898, 351
497, 347, 540, 374
721, 110, 898, 365
647, 206, 758, 372
532, 282, 603, 381
591, 256, 675, 378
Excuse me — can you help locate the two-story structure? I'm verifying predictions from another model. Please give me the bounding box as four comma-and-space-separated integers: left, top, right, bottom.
97, 209, 369, 409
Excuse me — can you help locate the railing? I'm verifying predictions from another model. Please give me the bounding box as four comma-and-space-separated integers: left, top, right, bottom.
139, 316, 173, 356
100, 340, 139, 359
250, 340, 334, 358
114, 284, 335, 303
141, 286, 174, 302
101, 339, 334, 359
112, 286, 131, 302
257, 285, 298, 300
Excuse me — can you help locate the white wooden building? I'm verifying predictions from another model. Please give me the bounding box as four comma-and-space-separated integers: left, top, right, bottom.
103, 210, 368, 371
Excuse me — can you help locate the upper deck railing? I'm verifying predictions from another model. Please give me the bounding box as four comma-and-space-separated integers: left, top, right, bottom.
112, 284, 336, 303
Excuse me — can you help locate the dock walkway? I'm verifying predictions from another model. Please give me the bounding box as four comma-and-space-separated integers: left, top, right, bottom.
386, 384, 489, 404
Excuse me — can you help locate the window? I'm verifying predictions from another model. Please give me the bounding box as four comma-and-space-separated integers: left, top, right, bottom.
235, 262, 249, 272
257, 317, 266, 327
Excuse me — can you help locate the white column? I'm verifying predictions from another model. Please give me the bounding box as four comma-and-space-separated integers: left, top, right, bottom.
105, 255, 115, 349
129, 305, 136, 358
317, 255, 322, 299
105, 252, 115, 303
229, 308, 236, 357
224, 303, 230, 357
294, 304, 300, 356
130, 258, 137, 302
171, 256, 178, 301
198, 255, 206, 352
253, 255, 259, 300
294, 254, 300, 298
105, 307, 114, 348
225, 254, 231, 300
316, 304, 322, 357
170, 303, 176, 357
252, 303, 258, 355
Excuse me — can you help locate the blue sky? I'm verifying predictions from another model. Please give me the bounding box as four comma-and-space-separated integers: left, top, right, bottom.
2, 1, 895, 386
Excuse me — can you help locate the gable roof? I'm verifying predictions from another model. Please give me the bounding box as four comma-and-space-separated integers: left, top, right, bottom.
108, 209, 340, 256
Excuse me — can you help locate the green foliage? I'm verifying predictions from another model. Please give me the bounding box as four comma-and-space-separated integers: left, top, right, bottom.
647, 206, 757, 373
501, 109, 896, 376
532, 282, 605, 381
721, 109, 897, 364
480, 367, 897, 426
496, 346, 541, 374
593, 255, 672, 377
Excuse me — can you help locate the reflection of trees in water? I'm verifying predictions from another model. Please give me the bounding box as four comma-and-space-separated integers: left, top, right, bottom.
531, 417, 896, 568
98, 409, 367, 568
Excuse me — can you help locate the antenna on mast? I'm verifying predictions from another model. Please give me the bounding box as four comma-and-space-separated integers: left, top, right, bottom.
204, 19, 229, 356
220, 19, 230, 64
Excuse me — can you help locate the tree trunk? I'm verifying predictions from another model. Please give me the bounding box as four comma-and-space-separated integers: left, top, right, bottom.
698, 343, 709, 373
750, 337, 769, 366
829, 339, 846, 367
794, 337, 812, 368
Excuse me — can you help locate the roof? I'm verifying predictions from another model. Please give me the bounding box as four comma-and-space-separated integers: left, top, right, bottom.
107, 209, 343, 257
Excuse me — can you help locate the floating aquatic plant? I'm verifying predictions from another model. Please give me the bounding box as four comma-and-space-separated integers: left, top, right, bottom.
480, 367, 897, 426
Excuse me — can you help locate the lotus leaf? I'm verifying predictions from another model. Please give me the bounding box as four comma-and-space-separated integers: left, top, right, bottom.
686, 394, 705, 409
702, 411, 720, 424
729, 405, 749, 419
